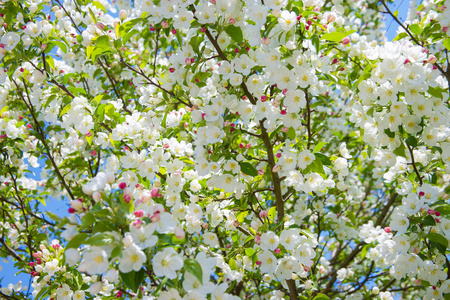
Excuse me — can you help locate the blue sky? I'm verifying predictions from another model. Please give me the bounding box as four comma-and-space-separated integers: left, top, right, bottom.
0, 0, 412, 296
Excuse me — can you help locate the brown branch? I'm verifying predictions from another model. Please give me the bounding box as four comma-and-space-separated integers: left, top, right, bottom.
98, 57, 132, 114
12, 79, 75, 200
379, 0, 449, 85
119, 58, 192, 108
406, 143, 423, 186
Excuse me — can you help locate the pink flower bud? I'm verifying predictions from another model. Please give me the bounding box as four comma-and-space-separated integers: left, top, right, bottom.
261, 95, 267, 102
281, 127, 289, 133
327, 14, 336, 23
226, 244, 231, 248
272, 165, 281, 173
124, 194, 131, 203
245, 143, 251, 149
175, 229, 185, 239
274, 248, 281, 254
133, 219, 143, 228
119, 9, 128, 20
313, 6, 320, 11
262, 37, 270, 45
256, 261, 262, 265
171, 29, 177, 34
90, 150, 97, 156
276, 152, 282, 158
29, 262, 35, 267
68, 207, 76, 213
26, 124, 32, 129
71, 199, 83, 210
140, 192, 151, 203
414, 247, 420, 254
259, 210, 268, 218
229, 18, 236, 24
202, 223, 209, 229
185, 58, 191, 65
200, 27, 206, 33
255, 236, 261, 244
161, 21, 169, 28
258, 169, 265, 175
239, 143, 245, 149
52, 244, 60, 250
428, 209, 436, 215
304, 266, 311, 272
428, 55, 437, 64
96, 22, 105, 30
341, 37, 350, 45
150, 214, 160, 223
91, 191, 101, 202
150, 188, 159, 198
134, 210, 144, 218
384, 227, 391, 233
119, 182, 127, 189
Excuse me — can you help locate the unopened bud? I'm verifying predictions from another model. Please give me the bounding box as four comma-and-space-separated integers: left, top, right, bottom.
119, 9, 128, 21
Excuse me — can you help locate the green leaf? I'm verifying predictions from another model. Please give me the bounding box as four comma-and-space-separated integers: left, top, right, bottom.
92, 1, 107, 12
435, 206, 450, 216
46, 211, 61, 221
314, 142, 327, 153
314, 153, 331, 166
405, 136, 418, 148
393, 32, 408, 41
229, 258, 238, 271
120, 18, 142, 38
423, 215, 436, 226
224, 25, 243, 44
151, 277, 168, 297
428, 86, 443, 98
313, 293, 330, 300
239, 162, 258, 177
88, 7, 97, 24
184, 259, 203, 284
236, 211, 248, 223
49, 39, 67, 54
92, 94, 103, 106
123, 29, 139, 45
84, 233, 115, 246
245, 248, 255, 257
311, 35, 320, 53
81, 213, 95, 229
268, 206, 276, 221
444, 38, 450, 51
65, 233, 89, 249
287, 127, 296, 140
120, 268, 146, 293
347, 211, 356, 225
408, 24, 421, 35
393, 143, 406, 157
321, 32, 345, 42
427, 233, 448, 248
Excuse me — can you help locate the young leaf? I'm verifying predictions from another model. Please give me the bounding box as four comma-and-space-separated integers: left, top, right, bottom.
120, 268, 146, 293
184, 259, 203, 284
239, 162, 258, 177
224, 25, 243, 44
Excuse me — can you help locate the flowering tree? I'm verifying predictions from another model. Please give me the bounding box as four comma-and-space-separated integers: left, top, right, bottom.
0, 0, 449, 299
